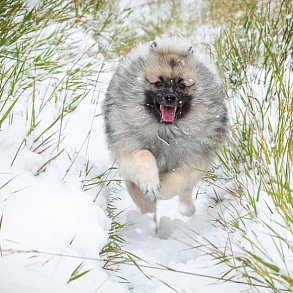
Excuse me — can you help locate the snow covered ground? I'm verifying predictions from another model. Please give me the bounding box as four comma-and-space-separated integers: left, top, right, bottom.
0, 112, 251, 293
1, 1, 292, 292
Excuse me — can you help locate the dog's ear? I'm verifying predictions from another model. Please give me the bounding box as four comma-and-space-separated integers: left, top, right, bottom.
188, 46, 193, 54
150, 41, 157, 50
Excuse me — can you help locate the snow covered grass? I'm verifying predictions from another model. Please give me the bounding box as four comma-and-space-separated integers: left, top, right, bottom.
0, 0, 293, 292
208, 0, 293, 291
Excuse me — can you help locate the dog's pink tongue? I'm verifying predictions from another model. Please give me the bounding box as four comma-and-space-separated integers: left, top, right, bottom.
161, 106, 176, 122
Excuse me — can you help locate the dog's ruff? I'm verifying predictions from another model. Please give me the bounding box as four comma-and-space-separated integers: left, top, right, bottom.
102, 37, 228, 218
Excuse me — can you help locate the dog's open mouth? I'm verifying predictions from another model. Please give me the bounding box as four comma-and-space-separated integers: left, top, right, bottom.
154, 102, 181, 122
160, 105, 177, 122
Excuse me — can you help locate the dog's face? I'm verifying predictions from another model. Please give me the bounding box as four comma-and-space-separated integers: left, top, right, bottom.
143, 43, 197, 123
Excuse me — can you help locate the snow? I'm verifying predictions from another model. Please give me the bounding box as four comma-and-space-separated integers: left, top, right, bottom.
1, 1, 292, 293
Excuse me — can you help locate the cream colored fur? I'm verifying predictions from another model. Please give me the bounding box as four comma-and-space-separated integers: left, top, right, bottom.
118, 150, 206, 216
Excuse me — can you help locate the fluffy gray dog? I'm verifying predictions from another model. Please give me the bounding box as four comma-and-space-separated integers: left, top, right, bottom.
103, 37, 228, 217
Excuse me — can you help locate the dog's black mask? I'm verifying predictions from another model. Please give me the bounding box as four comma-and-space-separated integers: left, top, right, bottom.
145, 77, 192, 123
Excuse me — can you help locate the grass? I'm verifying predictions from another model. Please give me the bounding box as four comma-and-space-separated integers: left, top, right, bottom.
203, 0, 293, 291
67, 262, 93, 283
1, 0, 293, 292
0, 0, 140, 165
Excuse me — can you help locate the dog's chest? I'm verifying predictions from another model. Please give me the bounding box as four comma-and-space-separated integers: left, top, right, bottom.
145, 131, 191, 173
133, 124, 205, 173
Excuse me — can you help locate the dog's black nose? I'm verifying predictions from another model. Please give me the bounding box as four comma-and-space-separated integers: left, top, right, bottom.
165, 94, 177, 103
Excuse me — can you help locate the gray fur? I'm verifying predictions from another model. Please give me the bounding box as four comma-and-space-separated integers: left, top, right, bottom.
102, 37, 228, 213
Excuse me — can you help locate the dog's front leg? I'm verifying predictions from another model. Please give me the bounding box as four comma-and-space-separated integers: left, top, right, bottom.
118, 150, 160, 201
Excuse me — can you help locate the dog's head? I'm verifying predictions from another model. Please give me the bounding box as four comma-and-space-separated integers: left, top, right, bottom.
143, 40, 197, 123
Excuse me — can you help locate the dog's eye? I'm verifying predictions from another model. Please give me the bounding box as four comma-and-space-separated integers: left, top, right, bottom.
154, 81, 163, 88
178, 83, 186, 90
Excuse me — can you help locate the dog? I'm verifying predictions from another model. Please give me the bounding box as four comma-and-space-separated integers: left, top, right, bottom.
102, 37, 228, 217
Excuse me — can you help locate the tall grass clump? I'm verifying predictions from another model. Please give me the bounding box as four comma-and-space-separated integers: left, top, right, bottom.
204, 0, 293, 291
0, 0, 140, 166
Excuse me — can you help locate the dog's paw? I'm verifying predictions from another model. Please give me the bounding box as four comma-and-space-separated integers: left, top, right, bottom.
139, 181, 160, 201
178, 201, 195, 217
136, 164, 160, 201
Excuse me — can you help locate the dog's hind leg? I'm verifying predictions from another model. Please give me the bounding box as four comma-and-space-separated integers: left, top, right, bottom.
125, 180, 158, 228
178, 189, 195, 217
126, 180, 157, 214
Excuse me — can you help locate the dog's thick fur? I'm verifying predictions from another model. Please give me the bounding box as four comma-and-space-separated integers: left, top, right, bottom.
103, 37, 228, 217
